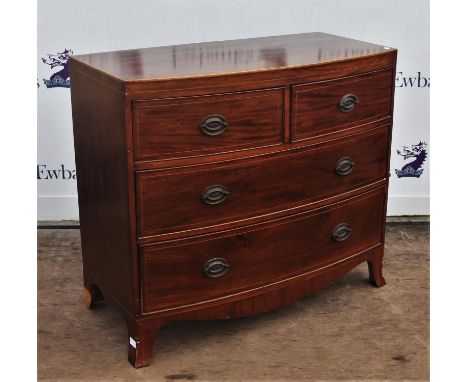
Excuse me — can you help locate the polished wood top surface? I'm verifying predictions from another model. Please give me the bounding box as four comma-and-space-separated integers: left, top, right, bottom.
72, 32, 395, 82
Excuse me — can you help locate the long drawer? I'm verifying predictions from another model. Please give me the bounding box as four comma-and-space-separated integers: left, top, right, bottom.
133, 88, 284, 161
292, 69, 393, 141
136, 126, 389, 238
140, 187, 385, 313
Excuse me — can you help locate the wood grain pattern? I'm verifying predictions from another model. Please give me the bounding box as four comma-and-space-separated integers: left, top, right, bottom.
140, 188, 385, 313
125, 52, 396, 97
125, 243, 384, 367
133, 118, 391, 172
133, 88, 283, 161
140, 244, 385, 320
136, 126, 389, 238
70, 33, 396, 97
73, 32, 394, 82
292, 69, 393, 141
69, 32, 397, 368
70, 62, 136, 317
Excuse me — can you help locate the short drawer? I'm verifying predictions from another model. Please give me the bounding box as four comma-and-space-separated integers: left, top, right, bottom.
140, 188, 385, 312
136, 126, 389, 238
292, 69, 393, 141
133, 88, 284, 161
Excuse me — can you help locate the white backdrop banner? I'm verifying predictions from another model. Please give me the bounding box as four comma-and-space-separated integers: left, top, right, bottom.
37, 0, 429, 220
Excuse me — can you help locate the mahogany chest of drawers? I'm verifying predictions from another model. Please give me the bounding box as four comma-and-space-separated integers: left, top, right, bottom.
70, 32, 397, 368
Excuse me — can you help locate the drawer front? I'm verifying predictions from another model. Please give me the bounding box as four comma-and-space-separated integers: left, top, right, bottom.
292, 70, 393, 141
133, 88, 284, 161
140, 188, 385, 312
136, 126, 389, 238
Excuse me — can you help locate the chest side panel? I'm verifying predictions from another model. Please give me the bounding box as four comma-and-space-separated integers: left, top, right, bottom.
70, 61, 136, 316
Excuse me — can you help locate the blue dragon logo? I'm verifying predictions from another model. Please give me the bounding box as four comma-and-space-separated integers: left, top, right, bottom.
395, 141, 428, 178
41, 49, 73, 88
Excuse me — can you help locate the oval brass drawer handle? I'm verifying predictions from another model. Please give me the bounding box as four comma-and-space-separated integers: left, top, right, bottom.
332, 223, 352, 242
339, 94, 359, 112
201, 185, 230, 205
203, 258, 231, 278
336, 157, 354, 176
200, 114, 229, 136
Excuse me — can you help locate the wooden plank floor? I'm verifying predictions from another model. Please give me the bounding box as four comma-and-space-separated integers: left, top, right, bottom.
38, 225, 429, 381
